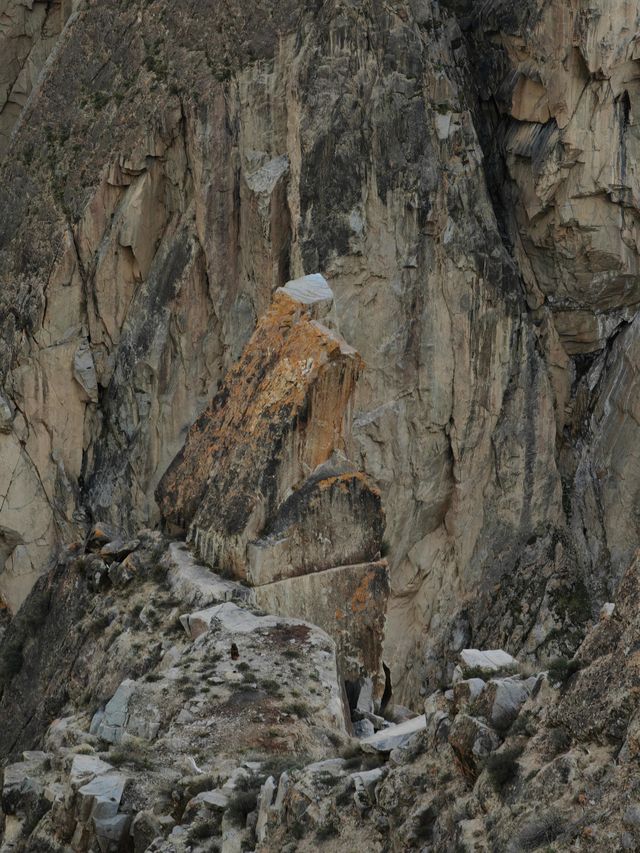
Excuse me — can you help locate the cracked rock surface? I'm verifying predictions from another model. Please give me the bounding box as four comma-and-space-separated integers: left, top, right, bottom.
2, 2, 640, 848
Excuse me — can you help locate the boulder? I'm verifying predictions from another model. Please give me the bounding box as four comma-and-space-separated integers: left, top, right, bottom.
256, 776, 276, 843
452, 678, 486, 713
99, 538, 140, 562
76, 772, 126, 822
131, 811, 163, 853
351, 767, 385, 812
476, 678, 534, 731
456, 650, 519, 681
361, 714, 427, 753
448, 714, 502, 777
69, 755, 114, 788
246, 459, 384, 585
156, 275, 363, 571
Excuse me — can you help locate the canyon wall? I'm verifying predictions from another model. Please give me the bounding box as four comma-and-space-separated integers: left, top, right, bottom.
0, 0, 639, 704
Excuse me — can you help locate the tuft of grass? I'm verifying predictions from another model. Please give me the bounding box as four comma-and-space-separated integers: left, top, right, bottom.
284, 701, 310, 719
516, 812, 565, 850
283, 648, 301, 659
260, 678, 282, 696
108, 741, 154, 770
188, 819, 219, 842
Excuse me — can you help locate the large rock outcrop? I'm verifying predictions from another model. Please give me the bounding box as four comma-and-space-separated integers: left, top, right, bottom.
0, 0, 561, 704
0, 531, 355, 852
157, 274, 389, 683
2, 0, 640, 707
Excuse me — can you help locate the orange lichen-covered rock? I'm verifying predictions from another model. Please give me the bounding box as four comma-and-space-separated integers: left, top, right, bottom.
156, 275, 363, 575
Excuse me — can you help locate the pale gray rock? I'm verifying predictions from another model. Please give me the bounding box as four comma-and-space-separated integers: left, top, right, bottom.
361, 715, 426, 753
0, 392, 13, 432
96, 680, 137, 744
457, 650, 519, 680
353, 719, 375, 739
352, 767, 385, 812
73, 339, 99, 403
255, 776, 276, 844
448, 714, 502, 774
166, 542, 251, 608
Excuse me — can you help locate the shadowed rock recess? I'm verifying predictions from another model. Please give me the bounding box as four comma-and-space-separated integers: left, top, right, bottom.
2, 0, 640, 850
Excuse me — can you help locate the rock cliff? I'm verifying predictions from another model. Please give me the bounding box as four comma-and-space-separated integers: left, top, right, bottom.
2, 0, 640, 849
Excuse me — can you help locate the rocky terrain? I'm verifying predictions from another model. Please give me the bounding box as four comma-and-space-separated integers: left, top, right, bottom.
2, 0, 640, 849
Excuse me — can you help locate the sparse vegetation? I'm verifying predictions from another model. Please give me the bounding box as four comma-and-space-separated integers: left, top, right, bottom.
547, 657, 582, 686
486, 746, 524, 791
187, 819, 219, 842
316, 817, 340, 839
509, 711, 537, 737
284, 700, 310, 718
260, 678, 282, 696
107, 739, 154, 771
516, 812, 565, 850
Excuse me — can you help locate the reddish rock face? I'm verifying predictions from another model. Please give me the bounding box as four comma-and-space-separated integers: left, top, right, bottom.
156, 279, 364, 573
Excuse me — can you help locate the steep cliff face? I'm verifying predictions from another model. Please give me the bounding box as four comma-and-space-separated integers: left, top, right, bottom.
0, 0, 639, 706
0, 0, 78, 158
448, 0, 640, 652
3, 0, 640, 850
0, 0, 555, 703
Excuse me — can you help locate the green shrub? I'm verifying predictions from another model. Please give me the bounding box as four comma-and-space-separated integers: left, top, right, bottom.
486, 746, 524, 791
547, 657, 581, 686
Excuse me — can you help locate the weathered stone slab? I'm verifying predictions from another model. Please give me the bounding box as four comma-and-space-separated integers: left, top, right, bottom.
456, 649, 519, 680
252, 561, 389, 680
360, 714, 426, 753
246, 459, 384, 585
166, 542, 251, 607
